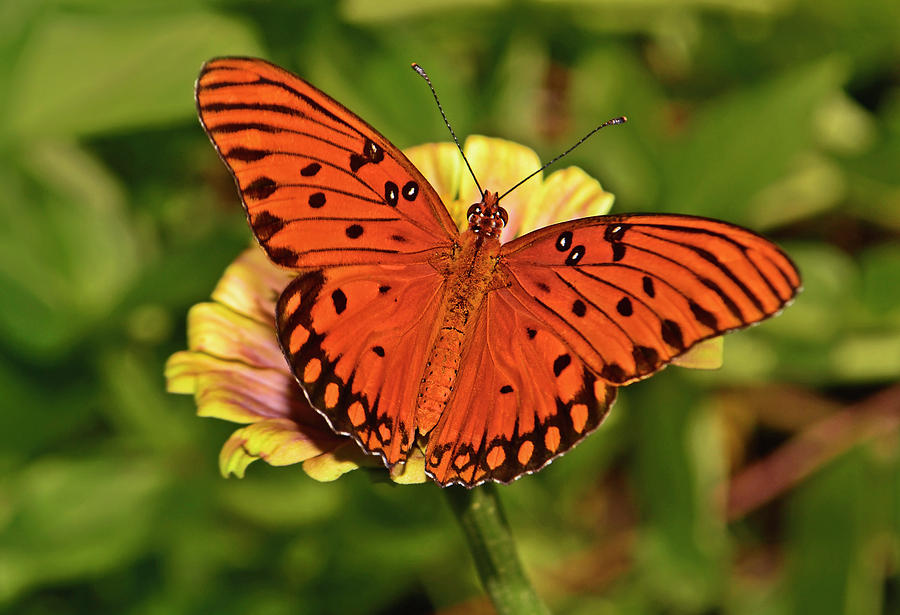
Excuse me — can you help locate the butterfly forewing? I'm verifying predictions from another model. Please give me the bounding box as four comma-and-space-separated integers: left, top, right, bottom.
195, 57, 458, 268
501, 214, 801, 385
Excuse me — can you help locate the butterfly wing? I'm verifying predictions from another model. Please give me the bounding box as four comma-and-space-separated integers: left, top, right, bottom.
195, 57, 458, 268
277, 263, 447, 466
425, 286, 617, 486
196, 57, 462, 466
500, 213, 801, 385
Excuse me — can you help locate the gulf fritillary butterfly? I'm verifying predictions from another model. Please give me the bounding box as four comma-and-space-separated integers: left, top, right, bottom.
195, 57, 800, 487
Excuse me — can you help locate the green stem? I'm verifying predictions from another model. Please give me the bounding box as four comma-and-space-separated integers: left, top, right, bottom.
444, 484, 552, 615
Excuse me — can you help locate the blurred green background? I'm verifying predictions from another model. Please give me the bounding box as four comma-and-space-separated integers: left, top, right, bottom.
2, 1, 899, 614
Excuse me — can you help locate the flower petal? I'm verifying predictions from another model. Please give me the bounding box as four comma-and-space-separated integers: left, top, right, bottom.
673, 337, 725, 370
186, 302, 286, 370
389, 448, 427, 484
403, 141, 463, 213
166, 350, 328, 425
220, 418, 343, 478
211, 245, 295, 325
516, 166, 615, 238
302, 441, 373, 482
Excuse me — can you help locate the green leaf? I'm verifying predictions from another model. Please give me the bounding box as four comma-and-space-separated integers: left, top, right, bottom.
5, 10, 262, 138
0, 457, 166, 603
0, 142, 138, 357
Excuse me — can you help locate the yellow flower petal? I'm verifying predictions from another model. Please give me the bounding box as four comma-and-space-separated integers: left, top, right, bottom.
219, 434, 257, 478
211, 244, 294, 325
220, 418, 340, 478
302, 441, 371, 482
187, 302, 286, 371
403, 141, 462, 209
516, 166, 614, 239
673, 337, 724, 370
389, 448, 427, 484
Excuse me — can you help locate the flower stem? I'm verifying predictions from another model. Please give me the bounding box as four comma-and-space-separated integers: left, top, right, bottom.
444, 484, 552, 615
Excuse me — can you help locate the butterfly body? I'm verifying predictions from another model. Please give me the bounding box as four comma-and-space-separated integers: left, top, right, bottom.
196, 57, 801, 487
417, 191, 508, 433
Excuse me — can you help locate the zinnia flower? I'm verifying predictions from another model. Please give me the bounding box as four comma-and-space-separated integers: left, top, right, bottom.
165, 136, 720, 485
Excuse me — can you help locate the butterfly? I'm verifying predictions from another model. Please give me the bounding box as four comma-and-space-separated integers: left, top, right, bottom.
195, 57, 801, 487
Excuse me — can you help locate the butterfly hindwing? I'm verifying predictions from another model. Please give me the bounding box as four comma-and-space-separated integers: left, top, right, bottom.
501, 214, 801, 385
276, 263, 447, 465
196, 57, 458, 269
425, 287, 617, 486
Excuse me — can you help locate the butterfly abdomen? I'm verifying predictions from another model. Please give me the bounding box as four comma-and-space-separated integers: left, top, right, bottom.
415, 232, 504, 435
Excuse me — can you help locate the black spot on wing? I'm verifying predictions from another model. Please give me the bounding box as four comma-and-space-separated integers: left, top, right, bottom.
604, 223, 630, 241
572, 299, 586, 317
384, 181, 399, 207
661, 319, 685, 350
633, 345, 659, 373
244, 177, 277, 200
689, 300, 718, 329
402, 181, 419, 200
300, 162, 321, 176
308, 192, 326, 208
600, 362, 627, 383
252, 211, 284, 242
553, 354, 571, 377
349, 153, 366, 173
565, 246, 585, 265
227, 147, 268, 162
267, 247, 299, 267
331, 289, 347, 314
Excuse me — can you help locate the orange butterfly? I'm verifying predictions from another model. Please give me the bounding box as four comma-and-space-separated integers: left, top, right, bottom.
195, 57, 800, 487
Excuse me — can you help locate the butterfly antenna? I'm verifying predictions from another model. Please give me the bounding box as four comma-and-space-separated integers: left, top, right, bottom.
497, 116, 628, 202
411, 63, 484, 197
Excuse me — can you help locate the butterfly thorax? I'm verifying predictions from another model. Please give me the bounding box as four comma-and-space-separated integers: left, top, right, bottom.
416, 192, 509, 435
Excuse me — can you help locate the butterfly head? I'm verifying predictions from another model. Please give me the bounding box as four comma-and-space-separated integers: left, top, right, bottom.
467, 191, 508, 238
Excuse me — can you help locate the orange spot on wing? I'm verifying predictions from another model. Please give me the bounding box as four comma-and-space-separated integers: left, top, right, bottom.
303, 359, 321, 383
283, 292, 303, 319
378, 423, 391, 443
289, 324, 309, 351
453, 451, 471, 470
571, 403, 588, 433
545, 426, 561, 453
594, 380, 606, 401
486, 445, 506, 469
517, 440, 534, 465
324, 382, 339, 408
348, 401, 366, 426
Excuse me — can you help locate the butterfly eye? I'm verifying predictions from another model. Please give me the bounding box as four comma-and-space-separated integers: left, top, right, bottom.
467, 204, 482, 220
497, 208, 508, 227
